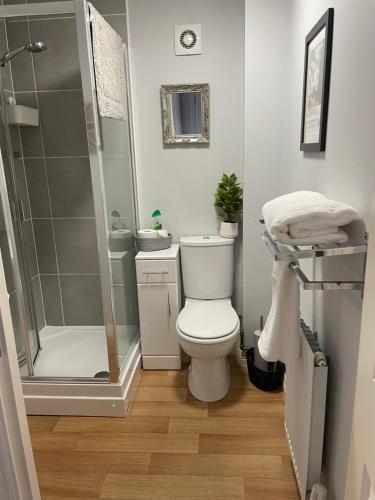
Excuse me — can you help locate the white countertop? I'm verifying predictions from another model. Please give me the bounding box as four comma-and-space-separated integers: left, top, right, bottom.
135, 243, 179, 260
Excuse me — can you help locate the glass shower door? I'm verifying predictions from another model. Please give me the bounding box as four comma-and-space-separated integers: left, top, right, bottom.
75, 0, 139, 375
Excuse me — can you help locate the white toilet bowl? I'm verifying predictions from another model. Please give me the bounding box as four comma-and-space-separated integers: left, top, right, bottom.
177, 298, 239, 402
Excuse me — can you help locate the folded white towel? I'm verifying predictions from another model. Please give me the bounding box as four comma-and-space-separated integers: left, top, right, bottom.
258, 259, 300, 364
262, 191, 359, 245
90, 5, 128, 121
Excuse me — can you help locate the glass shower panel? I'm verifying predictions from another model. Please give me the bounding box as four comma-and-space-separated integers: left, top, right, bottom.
100, 108, 140, 372
0, 16, 40, 372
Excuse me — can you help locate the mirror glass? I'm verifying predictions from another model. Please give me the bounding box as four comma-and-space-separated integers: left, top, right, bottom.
161, 83, 209, 144
171, 92, 202, 135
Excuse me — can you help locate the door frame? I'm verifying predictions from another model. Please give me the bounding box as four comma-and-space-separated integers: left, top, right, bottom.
345, 199, 375, 498
0, 249, 40, 499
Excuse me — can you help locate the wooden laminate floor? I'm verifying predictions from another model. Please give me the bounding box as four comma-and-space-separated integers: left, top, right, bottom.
28, 357, 299, 500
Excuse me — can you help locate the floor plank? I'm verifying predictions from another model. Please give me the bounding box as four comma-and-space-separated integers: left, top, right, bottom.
37, 471, 105, 498
27, 416, 59, 433
149, 452, 284, 478
168, 416, 285, 435
30, 432, 81, 451
244, 477, 300, 499
54, 416, 169, 434
33, 449, 151, 475
101, 474, 245, 500
199, 434, 290, 455
207, 399, 284, 417
129, 400, 208, 417
76, 432, 199, 454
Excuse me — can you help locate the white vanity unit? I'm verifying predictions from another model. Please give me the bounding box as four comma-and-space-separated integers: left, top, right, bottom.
135, 244, 181, 369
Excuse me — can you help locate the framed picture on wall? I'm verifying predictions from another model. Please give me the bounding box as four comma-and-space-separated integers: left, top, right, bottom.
300, 8, 334, 152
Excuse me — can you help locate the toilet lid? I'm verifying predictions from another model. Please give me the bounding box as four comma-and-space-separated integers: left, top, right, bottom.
177, 301, 239, 340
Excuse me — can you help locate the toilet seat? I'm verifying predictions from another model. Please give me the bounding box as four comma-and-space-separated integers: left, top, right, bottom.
177, 300, 239, 343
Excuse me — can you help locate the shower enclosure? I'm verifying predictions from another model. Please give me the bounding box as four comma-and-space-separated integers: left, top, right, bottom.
0, 0, 140, 416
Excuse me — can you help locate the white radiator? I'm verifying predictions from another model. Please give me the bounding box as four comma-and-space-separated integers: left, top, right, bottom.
284, 320, 328, 499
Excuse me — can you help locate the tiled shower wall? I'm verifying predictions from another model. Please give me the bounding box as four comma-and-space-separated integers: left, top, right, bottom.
2, 0, 128, 327
0, 14, 46, 343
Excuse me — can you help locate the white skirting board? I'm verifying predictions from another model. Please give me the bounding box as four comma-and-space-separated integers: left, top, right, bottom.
23, 340, 141, 417
284, 323, 328, 499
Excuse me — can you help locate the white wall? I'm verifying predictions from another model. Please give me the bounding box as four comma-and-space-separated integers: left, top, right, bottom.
285, 2, 375, 499
243, 0, 292, 335
244, 0, 375, 498
127, 0, 245, 312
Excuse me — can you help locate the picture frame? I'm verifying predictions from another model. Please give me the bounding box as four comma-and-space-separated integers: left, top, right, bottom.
300, 8, 334, 152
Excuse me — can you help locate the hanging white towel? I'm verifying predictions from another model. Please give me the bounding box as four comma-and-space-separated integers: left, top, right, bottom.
262, 191, 359, 245
258, 259, 300, 364
90, 4, 127, 121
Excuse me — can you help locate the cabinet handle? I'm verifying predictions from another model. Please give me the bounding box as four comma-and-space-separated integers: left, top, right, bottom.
167, 292, 171, 316
142, 271, 168, 275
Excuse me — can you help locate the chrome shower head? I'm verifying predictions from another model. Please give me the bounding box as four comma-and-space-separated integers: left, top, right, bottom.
26, 41, 47, 53
0, 41, 47, 67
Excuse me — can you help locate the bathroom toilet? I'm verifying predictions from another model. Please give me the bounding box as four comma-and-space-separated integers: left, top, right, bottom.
177, 236, 239, 402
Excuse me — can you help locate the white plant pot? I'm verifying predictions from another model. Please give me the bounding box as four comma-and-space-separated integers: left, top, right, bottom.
220, 222, 238, 239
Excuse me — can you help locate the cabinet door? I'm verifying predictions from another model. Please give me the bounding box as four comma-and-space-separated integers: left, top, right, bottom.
137, 284, 179, 356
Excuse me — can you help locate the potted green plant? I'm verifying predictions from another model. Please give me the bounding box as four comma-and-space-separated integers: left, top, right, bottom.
214, 172, 243, 238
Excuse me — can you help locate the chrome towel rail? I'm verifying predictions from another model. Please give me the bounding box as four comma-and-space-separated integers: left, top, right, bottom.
289, 262, 365, 291
259, 220, 367, 292
259, 220, 367, 261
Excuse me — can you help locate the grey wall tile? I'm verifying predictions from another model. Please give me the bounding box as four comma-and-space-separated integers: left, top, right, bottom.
60, 274, 103, 325
90, 0, 126, 15
54, 218, 99, 274
31, 275, 45, 331
23, 219, 38, 278
38, 90, 88, 157
6, 21, 34, 92
46, 157, 94, 217
30, 17, 81, 91
40, 274, 62, 325
0, 228, 15, 292
15, 92, 44, 157
24, 158, 51, 218
14, 158, 31, 219
104, 14, 127, 41
19, 124, 44, 158
8, 125, 22, 158
33, 219, 57, 274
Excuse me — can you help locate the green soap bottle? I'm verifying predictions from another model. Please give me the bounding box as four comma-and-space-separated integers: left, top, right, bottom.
151, 209, 162, 230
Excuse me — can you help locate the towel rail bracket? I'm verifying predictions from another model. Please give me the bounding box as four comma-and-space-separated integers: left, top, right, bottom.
258, 220, 367, 292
